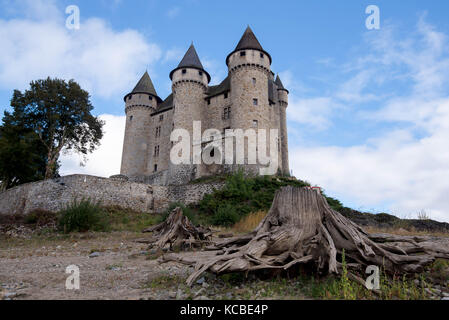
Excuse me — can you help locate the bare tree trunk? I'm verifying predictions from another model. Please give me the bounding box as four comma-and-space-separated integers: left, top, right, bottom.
45, 156, 56, 179
162, 186, 449, 286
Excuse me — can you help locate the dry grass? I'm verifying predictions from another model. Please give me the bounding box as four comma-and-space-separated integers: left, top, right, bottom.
227, 212, 449, 238
231, 211, 267, 233
363, 225, 449, 238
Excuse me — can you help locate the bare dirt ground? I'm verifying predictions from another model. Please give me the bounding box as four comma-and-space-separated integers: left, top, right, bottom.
1, 229, 448, 300
0, 232, 194, 300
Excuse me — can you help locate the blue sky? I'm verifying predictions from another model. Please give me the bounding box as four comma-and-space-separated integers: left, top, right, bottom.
1, 0, 449, 221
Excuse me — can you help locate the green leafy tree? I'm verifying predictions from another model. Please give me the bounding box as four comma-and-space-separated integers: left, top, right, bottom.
0, 111, 47, 190
9, 77, 104, 179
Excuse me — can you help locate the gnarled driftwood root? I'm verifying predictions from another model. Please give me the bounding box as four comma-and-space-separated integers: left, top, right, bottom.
161, 187, 449, 286
143, 207, 212, 250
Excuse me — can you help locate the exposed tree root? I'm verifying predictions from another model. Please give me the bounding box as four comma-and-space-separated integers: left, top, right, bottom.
142, 207, 212, 250
161, 186, 449, 286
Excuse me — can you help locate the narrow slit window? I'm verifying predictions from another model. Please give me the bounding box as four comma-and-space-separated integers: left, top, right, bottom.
253, 98, 258, 106
223, 107, 231, 120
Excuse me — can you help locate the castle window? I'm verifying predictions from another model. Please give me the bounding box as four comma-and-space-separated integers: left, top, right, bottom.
252, 78, 256, 85
260, 53, 264, 58
223, 107, 231, 120
155, 126, 161, 138
159, 114, 164, 122
128, 95, 132, 100
154, 164, 158, 172
199, 71, 203, 76
149, 96, 153, 101
129, 115, 133, 121
240, 51, 246, 57
252, 120, 258, 128
253, 98, 258, 106
182, 69, 187, 74
224, 92, 228, 99
207, 99, 211, 105
154, 145, 160, 157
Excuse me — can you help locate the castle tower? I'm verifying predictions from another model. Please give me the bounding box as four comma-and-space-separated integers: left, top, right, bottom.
226, 26, 273, 172
168, 44, 210, 184
275, 75, 290, 175
120, 71, 162, 179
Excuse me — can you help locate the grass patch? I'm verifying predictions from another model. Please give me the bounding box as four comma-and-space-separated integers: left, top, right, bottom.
104, 206, 160, 232
142, 274, 186, 289
57, 198, 109, 233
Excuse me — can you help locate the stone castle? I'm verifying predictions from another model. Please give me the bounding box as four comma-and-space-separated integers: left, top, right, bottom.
120, 26, 290, 185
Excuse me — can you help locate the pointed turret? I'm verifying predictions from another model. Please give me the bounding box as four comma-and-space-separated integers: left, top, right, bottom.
226, 26, 272, 65
275, 75, 289, 93
235, 26, 264, 52
124, 71, 161, 102
170, 44, 210, 83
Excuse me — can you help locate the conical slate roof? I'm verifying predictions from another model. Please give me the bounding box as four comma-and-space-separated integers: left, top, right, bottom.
169, 44, 210, 82
124, 71, 161, 102
132, 71, 157, 95
235, 26, 264, 52
226, 26, 272, 65
177, 44, 204, 70
275, 75, 288, 92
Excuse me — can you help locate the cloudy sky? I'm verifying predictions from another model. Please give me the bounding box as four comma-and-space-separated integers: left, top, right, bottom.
1, 0, 449, 222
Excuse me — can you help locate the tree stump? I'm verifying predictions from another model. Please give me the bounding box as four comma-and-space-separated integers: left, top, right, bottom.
162, 186, 449, 286
143, 207, 212, 250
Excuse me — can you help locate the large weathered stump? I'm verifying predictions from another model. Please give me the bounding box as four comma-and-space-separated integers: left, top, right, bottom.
162, 186, 449, 286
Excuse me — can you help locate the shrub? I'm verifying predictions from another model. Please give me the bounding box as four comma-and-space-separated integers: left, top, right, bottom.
196, 170, 310, 227
57, 198, 108, 233
325, 196, 344, 212
210, 204, 239, 227
24, 209, 57, 226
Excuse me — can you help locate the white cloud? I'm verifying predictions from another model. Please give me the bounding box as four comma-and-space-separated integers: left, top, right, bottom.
287, 97, 342, 131
59, 114, 125, 178
0, 0, 162, 98
289, 18, 449, 222
163, 48, 184, 63
290, 102, 449, 222
166, 7, 180, 19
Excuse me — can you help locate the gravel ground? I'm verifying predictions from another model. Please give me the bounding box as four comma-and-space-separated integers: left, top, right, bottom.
0, 232, 192, 300
1, 230, 448, 300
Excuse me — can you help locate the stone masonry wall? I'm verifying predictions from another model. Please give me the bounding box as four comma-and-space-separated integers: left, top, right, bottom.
0, 175, 225, 216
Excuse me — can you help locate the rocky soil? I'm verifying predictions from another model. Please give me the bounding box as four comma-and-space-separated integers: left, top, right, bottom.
1, 225, 448, 300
